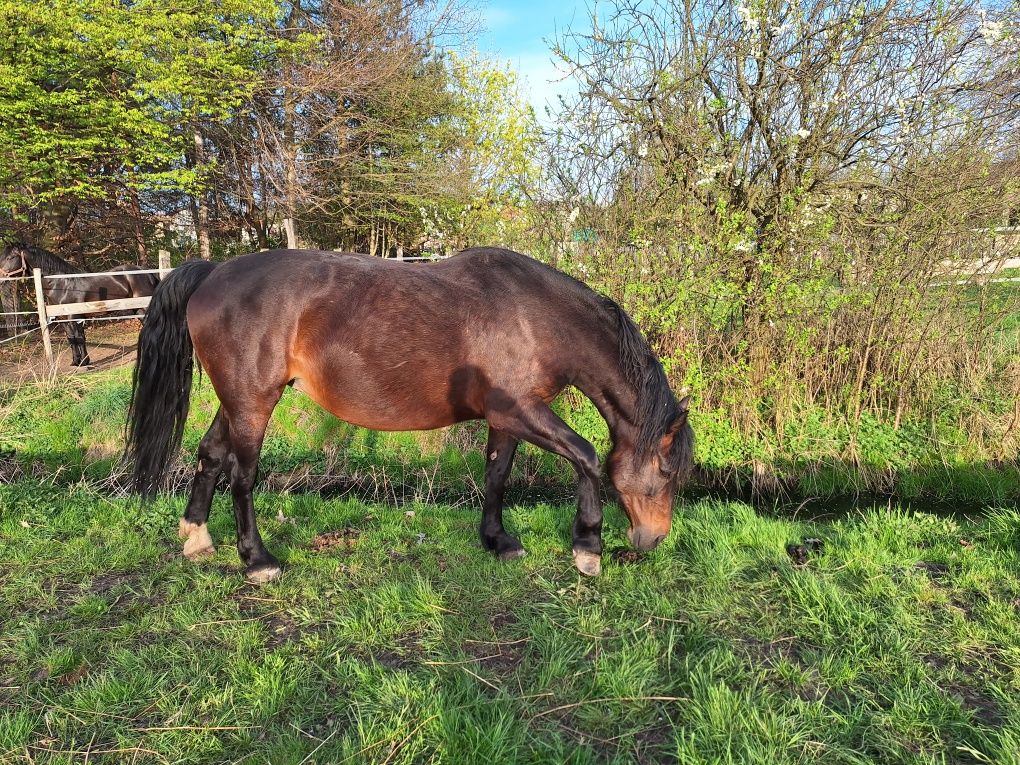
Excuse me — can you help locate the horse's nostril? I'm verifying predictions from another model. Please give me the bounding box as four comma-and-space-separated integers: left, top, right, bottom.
654, 534, 666, 547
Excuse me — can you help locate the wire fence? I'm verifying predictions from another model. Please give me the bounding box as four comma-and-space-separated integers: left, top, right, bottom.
0, 253, 171, 366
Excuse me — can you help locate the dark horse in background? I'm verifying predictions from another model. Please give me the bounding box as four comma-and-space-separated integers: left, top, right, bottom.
0, 243, 159, 366
124, 247, 693, 583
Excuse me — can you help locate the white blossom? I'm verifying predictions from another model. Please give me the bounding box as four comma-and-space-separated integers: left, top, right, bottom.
737, 4, 759, 33
980, 19, 1004, 46
796, 128, 810, 140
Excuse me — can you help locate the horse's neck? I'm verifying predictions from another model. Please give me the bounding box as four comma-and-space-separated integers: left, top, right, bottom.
28, 249, 76, 276
571, 335, 642, 448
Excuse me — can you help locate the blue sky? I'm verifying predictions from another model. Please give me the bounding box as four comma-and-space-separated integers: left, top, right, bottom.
472, 0, 590, 119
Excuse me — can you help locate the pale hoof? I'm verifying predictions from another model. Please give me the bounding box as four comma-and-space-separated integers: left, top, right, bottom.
498, 547, 528, 561
179, 519, 215, 560
245, 565, 282, 585
573, 550, 602, 577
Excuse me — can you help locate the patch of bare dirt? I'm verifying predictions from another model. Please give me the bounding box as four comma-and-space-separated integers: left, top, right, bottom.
463, 639, 525, 674
914, 561, 951, 581
310, 527, 360, 552
0, 320, 140, 382
366, 634, 424, 670
610, 548, 646, 565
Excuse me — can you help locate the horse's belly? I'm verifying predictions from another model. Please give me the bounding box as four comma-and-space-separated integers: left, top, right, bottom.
290, 359, 482, 432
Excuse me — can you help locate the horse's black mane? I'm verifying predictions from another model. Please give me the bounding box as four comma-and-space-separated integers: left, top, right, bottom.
3, 243, 82, 274
605, 300, 677, 448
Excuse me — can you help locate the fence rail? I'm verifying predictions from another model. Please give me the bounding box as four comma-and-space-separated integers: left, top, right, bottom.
45, 296, 155, 318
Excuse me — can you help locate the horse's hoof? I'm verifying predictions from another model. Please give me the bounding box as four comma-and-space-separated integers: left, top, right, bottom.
245, 564, 282, 585
573, 550, 602, 577
179, 519, 215, 560
498, 547, 528, 561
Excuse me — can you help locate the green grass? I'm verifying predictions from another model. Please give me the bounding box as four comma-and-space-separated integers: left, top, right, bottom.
1, 479, 1019, 764
1, 369, 1019, 762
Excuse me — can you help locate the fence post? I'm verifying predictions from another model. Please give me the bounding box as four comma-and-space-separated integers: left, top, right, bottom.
158, 250, 171, 280
32, 268, 54, 372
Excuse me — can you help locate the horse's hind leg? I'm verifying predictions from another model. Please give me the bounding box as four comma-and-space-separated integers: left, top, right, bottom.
222, 392, 285, 584
179, 409, 228, 560
481, 426, 526, 560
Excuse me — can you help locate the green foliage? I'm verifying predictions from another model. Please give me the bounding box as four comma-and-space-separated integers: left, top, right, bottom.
2, 367, 1017, 503
443, 52, 543, 247
0, 0, 281, 209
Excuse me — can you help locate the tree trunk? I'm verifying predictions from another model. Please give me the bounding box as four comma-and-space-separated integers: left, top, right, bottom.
40, 198, 74, 251
127, 185, 148, 265
283, 216, 297, 250
282, 86, 299, 249
192, 128, 212, 260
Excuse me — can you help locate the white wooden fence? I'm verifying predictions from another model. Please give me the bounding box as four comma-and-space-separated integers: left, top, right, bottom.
1, 251, 171, 371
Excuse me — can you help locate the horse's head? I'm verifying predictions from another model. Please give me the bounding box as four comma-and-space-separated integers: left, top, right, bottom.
606, 396, 693, 551
0, 244, 30, 278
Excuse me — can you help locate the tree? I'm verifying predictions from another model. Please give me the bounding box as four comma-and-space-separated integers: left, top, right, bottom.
218, 0, 474, 254
0, 0, 281, 256
543, 0, 1020, 434
442, 52, 542, 249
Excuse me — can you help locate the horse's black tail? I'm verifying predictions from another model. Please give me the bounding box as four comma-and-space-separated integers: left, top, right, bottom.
124, 260, 218, 496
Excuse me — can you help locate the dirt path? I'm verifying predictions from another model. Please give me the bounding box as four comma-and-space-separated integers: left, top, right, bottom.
0, 320, 141, 384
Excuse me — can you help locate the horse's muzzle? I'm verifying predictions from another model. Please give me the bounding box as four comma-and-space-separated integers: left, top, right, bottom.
627, 527, 666, 551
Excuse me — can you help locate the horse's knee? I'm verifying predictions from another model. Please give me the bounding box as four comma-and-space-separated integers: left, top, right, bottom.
575, 442, 599, 481
196, 438, 227, 471
226, 449, 259, 491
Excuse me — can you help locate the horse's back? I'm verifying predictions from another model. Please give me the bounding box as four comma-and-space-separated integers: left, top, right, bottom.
109, 264, 159, 295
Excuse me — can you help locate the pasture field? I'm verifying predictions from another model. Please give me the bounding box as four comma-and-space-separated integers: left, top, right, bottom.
0, 367, 1019, 763
2, 482, 1020, 764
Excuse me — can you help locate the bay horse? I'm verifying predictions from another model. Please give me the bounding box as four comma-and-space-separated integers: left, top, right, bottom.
0, 243, 158, 366
124, 248, 693, 582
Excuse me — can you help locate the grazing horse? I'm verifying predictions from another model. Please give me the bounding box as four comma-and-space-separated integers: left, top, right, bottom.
124, 248, 693, 582
0, 243, 159, 366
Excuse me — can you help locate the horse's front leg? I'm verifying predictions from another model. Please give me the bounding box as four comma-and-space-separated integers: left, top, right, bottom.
489, 399, 603, 576
480, 426, 525, 559
65, 319, 90, 367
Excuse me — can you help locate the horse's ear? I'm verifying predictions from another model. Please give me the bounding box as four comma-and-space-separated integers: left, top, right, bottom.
659, 397, 691, 452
